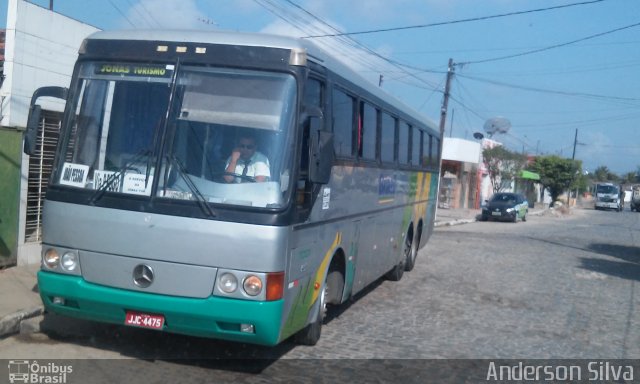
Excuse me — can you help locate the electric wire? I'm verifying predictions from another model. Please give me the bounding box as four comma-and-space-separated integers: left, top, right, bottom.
303, 0, 606, 38
106, 0, 136, 28
256, 0, 443, 94
123, 0, 155, 28
460, 21, 640, 65
456, 73, 640, 106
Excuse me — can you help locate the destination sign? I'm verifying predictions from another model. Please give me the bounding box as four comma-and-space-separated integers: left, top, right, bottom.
95, 64, 172, 78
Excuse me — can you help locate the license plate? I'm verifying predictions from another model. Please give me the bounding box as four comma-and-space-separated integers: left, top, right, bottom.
491, 211, 502, 216
124, 311, 164, 330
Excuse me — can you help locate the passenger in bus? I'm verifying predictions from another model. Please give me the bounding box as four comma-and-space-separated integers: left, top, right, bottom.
223, 134, 270, 183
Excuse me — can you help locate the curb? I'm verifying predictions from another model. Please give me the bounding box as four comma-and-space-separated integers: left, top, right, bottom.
0, 306, 44, 337
435, 209, 548, 228
434, 218, 476, 227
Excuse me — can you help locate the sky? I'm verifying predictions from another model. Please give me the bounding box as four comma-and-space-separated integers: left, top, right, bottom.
2, 0, 639, 175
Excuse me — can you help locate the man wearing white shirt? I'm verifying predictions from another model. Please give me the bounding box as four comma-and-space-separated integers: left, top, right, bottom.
224, 134, 270, 183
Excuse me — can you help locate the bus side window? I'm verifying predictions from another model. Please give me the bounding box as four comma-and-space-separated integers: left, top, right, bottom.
411, 127, 422, 167
398, 121, 410, 165
332, 88, 355, 158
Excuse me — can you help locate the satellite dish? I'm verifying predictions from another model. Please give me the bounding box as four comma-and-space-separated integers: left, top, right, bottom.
473, 132, 484, 140
483, 117, 511, 138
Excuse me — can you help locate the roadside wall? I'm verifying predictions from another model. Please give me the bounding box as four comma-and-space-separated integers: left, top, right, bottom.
0, 128, 21, 266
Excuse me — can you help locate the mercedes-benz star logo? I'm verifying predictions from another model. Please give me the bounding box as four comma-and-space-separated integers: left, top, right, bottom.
132, 264, 154, 288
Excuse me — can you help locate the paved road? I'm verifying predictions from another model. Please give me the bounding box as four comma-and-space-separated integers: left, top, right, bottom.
1, 207, 638, 382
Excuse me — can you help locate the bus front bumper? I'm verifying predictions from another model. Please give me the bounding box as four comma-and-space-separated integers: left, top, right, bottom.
38, 270, 285, 346
595, 202, 620, 209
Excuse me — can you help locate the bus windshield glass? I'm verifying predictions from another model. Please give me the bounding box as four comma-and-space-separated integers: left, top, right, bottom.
596, 185, 618, 194
56, 62, 297, 209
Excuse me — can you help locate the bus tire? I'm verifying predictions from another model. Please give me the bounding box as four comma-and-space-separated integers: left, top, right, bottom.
386, 258, 405, 281
404, 229, 419, 272
295, 268, 340, 346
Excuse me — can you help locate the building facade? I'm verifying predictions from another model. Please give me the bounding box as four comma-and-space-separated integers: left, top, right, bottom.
0, 0, 98, 266
439, 137, 482, 210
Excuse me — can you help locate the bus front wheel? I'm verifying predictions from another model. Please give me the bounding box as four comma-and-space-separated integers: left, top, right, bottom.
295, 269, 341, 346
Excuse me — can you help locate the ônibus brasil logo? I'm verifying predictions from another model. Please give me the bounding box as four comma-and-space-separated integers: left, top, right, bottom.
8, 360, 73, 384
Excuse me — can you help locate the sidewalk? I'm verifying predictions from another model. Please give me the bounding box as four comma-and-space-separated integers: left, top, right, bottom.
434, 207, 482, 227
0, 206, 548, 338
435, 205, 547, 227
0, 263, 43, 337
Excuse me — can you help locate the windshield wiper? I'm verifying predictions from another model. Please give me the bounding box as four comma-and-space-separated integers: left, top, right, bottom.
167, 155, 216, 218
88, 149, 151, 205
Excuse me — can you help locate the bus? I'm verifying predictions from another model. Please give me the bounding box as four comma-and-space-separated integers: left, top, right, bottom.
25, 30, 440, 346
594, 183, 622, 211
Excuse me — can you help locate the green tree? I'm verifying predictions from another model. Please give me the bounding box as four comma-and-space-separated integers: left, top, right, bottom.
593, 165, 619, 182
531, 155, 581, 203
622, 171, 638, 184
482, 145, 527, 193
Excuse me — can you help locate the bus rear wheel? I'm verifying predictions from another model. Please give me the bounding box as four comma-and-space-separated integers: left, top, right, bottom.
404, 228, 420, 272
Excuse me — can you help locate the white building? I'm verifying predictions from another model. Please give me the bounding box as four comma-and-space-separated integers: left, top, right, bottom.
2, 0, 99, 265
440, 137, 482, 209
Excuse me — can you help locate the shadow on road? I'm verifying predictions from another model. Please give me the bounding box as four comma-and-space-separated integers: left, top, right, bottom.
579, 243, 640, 282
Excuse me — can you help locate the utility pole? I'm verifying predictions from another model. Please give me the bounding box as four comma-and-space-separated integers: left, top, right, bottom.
449, 108, 455, 137
436, 58, 454, 211
567, 128, 578, 206
439, 58, 454, 148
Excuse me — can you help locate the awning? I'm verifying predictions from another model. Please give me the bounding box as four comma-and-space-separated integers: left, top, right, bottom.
520, 170, 540, 180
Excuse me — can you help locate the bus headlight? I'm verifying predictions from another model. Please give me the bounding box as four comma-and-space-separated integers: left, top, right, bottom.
61, 251, 78, 271
43, 248, 60, 269
218, 273, 238, 293
243, 275, 263, 296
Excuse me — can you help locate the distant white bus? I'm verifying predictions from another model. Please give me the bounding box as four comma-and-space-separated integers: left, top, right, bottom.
26, 30, 440, 346
594, 183, 622, 211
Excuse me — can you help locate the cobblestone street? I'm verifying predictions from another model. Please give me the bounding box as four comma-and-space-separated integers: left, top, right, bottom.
1, 208, 639, 382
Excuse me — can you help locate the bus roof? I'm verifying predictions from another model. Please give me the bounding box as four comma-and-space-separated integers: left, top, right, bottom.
85, 29, 438, 133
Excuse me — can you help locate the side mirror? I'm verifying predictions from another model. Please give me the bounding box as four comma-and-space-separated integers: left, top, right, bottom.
24, 104, 42, 156
23, 86, 69, 155
302, 105, 323, 120
306, 109, 333, 184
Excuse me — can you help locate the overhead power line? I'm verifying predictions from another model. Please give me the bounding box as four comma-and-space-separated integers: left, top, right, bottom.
256, 0, 443, 94
460, 21, 640, 65
303, 0, 605, 38
106, 0, 136, 28
456, 73, 640, 104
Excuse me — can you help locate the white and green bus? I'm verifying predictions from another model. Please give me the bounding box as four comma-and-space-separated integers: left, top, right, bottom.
25, 30, 440, 346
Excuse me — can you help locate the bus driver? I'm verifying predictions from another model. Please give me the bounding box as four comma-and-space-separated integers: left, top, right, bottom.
223, 134, 270, 183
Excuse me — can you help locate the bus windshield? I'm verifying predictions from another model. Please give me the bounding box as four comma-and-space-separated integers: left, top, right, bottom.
56, 62, 297, 209
596, 185, 618, 194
